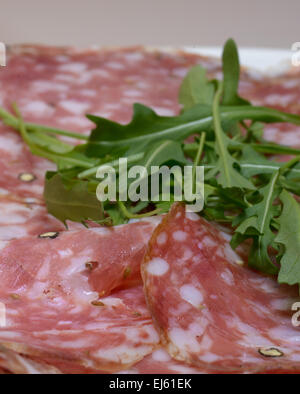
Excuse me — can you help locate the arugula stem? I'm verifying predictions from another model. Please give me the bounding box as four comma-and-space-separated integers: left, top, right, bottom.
212, 81, 232, 186
192, 132, 206, 192
117, 201, 161, 219
12, 104, 94, 169
0, 106, 89, 141
184, 141, 300, 157
193, 133, 206, 168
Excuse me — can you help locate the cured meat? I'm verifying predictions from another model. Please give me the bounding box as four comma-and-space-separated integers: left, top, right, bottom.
0, 193, 96, 241
142, 204, 300, 373
0, 219, 160, 372
0, 345, 61, 374
0, 46, 299, 374
0, 217, 159, 295
0, 46, 221, 201
2, 46, 221, 129
241, 70, 300, 148
121, 348, 211, 374
0, 46, 297, 201
0, 127, 53, 200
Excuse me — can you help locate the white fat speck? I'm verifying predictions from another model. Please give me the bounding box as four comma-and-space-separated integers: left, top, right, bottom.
59, 62, 87, 73
92, 343, 151, 363
169, 327, 201, 353
58, 337, 92, 349
271, 298, 293, 311
117, 368, 139, 374
172, 230, 187, 242
221, 231, 231, 242
0, 241, 9, 250
265, 93, 295, 107
197, 236, 216, 250
151, 349, 171, 362
0, 331, 21, 339
58, 116, 92, 128
36, 260, 50, 280
57, 320, 73, 326
124, 52, 144, 62
124, 89, 143, 98
92, 69, 111, 78
0, 188, 9, 195
268, 325, 299, 342
172, 67, 188, 77
0, 136, 22, 155
70, 305, 83, 314
80, 89, 97, 97
32, 80, 69, 92
0, 303, 6, 328
22, 101, 53, 116
182, 248, 193, 261
58, 248, 73, 258
200, 352, 220, 363
146, 258, 169, 276
56, 55, 69, 63
0, 203, 29, 224
180, 284, 203, 308
156, 232, 167, 245
236, 322, 274, 347
77, 73, 93, 84
106, 62, 125, 70
59, 100, 90, 115
223, 243, 241, 263
220, 269, 235, 286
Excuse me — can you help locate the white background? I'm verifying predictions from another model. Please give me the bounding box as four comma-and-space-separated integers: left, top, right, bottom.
0, 0, 299, 49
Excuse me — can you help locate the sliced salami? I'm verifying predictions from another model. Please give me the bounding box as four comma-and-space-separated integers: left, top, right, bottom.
0, 219, 160, 371
241, 70, 300, 148
0, 345, 61, 374
0, 193, 96, 241
142, 204, 300, 373
121, 348, 212, 374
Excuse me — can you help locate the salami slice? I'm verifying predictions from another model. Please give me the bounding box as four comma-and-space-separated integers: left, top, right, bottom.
0, 128, 53, 200
0, 46, 222, 201
0, 193, 97, 241
0, 46, 297, 201
241, 70, 300, 148
142, 204, 300, 373
0, 219, 160, 372
121, 348, 212, 374
0, 345, 61, 374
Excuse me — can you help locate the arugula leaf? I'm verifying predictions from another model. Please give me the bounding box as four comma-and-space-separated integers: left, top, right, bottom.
276, 190, 300, 287
44, 172, 104, 225
86, 103, 300, 158
86, 103, 212, 157
137, 140, 188, 169
179, 65, 215, 111
208, 81, 255, 189
231, 171, 281, 274
222, 39, 250, 106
